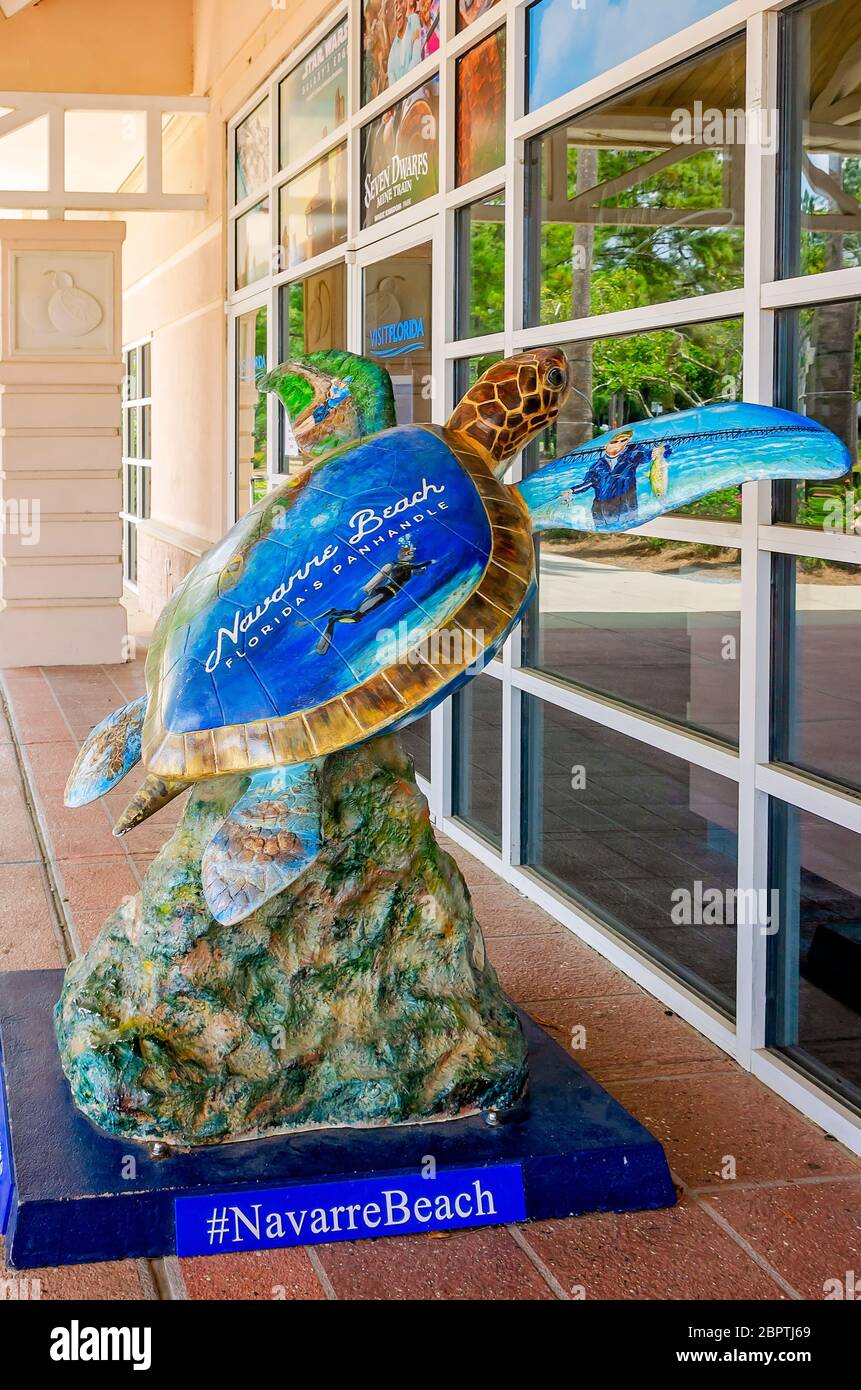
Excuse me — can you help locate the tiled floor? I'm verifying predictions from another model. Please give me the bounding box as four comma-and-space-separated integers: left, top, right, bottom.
1, 653, 859, 1301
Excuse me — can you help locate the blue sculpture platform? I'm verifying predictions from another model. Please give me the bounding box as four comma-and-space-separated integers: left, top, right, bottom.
0, 969, 675, 1269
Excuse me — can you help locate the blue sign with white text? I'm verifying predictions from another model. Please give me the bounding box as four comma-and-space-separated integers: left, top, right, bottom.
0, 1067, 14, 1237
175, 1165, 526, 1257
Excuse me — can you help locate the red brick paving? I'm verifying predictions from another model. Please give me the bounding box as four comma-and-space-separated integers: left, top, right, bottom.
181, 1248, 327, 1302
0, 656, 859, 1301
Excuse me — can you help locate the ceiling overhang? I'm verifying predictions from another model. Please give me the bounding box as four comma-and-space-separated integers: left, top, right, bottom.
0, 1, 40, 20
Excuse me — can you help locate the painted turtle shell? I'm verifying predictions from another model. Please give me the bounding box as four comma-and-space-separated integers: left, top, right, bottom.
142, 425, 533, 781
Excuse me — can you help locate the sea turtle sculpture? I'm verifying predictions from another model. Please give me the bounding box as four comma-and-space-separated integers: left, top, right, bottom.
57, 348, 849, 1143
64, 347, 573, 928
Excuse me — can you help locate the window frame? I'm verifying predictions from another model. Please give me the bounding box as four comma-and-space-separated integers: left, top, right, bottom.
222, 0, 861, 1153
120, 336, 152, 591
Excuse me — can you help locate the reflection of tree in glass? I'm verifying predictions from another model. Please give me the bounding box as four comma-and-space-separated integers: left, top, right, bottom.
540, 144, 744, 326
787, 303, 861, 530
467, 220, 505, 335
800, 157, 861, 277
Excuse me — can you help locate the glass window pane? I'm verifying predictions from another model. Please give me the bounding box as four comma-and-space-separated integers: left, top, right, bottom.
127, 461, 138, 515
524, 535, 741, 744
456, 194, 505, 338
279, 262, 348, 359
141, 404, 151, 461
235, 306, 268, 518
235, 98, 270, 203
522, 691, 739, 1014
769, 800, 861, 1110
125, 520, 138, 585
128, 406, 139, 460
278, 145, 347, 271
774, 299, 860, 530
771, 554, 861, 793
125, 348, 138, 403
140, 341, 151, 399
235, 198, 270, 290
140, 465, 151, 520
277, 264, 348, 472
65, 110, 145, 193
779, 0, 861, 279
361, 78, 439, 229
401, 713, 431, 781
455, 29, 506, 186
458, 0, 501, 32
279, 19, 348, 169
362, 0, 440, 105
452, 672, 503, 847
363, 242, 433, 424
280, 281, 306, 362
526, 0, 731, 112
524, 322, 744, 523
525, 37, 746, 326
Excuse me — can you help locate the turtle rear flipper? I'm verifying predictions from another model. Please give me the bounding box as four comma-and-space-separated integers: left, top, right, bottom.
64, 695, 148, 808
201, 763, 321, 926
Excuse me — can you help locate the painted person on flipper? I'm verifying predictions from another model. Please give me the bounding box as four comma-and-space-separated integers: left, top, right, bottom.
560, 427, 672, 525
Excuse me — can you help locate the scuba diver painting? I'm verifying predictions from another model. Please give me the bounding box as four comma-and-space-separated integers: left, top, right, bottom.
308, 534, 434, 654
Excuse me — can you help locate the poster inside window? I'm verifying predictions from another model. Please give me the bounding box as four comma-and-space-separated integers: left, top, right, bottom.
235, 98, 270, 202
362, 0, 440, 105
457, 0, 501, 30
456, 28, 506, 185
362, 77, 439, 228
279, 144, 348, 270
279, 19, 348, 170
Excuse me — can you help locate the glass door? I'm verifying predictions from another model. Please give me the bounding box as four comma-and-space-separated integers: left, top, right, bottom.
358, 233, 436, 778
361, 239, 433, 426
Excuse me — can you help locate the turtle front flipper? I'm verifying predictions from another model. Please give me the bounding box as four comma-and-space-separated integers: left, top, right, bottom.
64, 695, 148, 808
201, 763, 321, 927
516, 403, 851, 533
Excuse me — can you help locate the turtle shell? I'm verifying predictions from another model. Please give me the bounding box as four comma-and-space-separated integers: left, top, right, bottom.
142, 424, 533, 781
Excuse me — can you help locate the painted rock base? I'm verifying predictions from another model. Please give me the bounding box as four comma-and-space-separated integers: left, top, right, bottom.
55, 737, 527, 1145
0, 969, 676, 1269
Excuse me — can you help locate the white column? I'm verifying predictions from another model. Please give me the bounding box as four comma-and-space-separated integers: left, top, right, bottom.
0, 219, 128, 667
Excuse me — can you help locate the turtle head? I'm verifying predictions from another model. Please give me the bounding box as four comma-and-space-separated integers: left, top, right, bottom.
447, 349, 570, 473
258, 350, 396, 461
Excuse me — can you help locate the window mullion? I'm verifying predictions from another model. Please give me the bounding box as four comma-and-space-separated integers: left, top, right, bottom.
736, 5, 780, 1064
